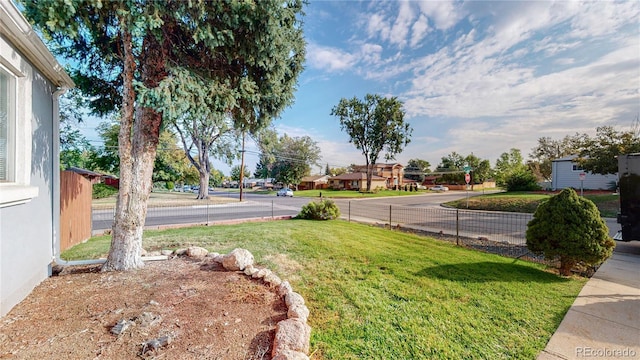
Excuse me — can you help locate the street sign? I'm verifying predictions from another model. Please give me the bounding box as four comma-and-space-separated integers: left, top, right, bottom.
465, 173, 471, 184
579, 173, 586, 181
463, 165, 472, 173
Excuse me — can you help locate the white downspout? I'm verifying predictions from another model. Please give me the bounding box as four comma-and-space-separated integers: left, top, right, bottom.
51, 87, 106, 266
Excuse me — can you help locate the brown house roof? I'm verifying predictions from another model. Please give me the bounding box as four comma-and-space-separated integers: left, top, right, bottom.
330, 172, 387, 181
66, 166, 102, 179
300, 175, 329, 182
353, 163, 403, 170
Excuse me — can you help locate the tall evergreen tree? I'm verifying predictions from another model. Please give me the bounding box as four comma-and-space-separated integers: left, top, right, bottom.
25, 0, 306, 271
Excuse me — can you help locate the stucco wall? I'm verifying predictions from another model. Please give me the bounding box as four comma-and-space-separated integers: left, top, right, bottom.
0, 38, 55, 316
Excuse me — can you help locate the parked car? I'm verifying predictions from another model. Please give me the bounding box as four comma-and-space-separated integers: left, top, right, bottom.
277, 188, 294, 197
429, 185, 449, 191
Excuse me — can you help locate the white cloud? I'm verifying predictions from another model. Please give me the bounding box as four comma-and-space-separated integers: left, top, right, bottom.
306, 43, 357, 72
569, 1, 640, 38
389, 1, 415, 48
417, 0, 465, 30
366, 12, 391, 42
359, 43, 384, 65
410, 14, 430, 48
302, 1, 639, 168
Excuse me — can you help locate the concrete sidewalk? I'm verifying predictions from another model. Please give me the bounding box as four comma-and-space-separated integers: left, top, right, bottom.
538, 242, 640, 360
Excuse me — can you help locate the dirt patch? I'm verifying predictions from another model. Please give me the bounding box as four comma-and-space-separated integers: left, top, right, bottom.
0, 258, 286, 359
262, 254, 303, 283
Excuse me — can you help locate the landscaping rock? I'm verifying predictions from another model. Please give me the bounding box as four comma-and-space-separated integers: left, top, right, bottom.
252, 268, 270, 279
278, 281, 293, 297
243, 264, 255, 276
264, 272, 282, 287
287, 304, 309, 323
186, 246, 208, 258
141, 335, 172, 355
110, 319, 135, 336
271, 349, 310, 360
272, 318, 311, 356
285, 292, 305, 308
222, 248, 254, 271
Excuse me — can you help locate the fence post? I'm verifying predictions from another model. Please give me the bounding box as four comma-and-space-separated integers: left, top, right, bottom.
348, 201, 351, 222
456, 209, 460, 246
389, 205, 392, 229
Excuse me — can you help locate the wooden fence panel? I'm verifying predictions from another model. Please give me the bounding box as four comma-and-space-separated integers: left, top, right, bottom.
60, 170, 92, 251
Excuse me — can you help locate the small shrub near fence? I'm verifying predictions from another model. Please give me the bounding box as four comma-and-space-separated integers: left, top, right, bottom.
297, 199, 341, 220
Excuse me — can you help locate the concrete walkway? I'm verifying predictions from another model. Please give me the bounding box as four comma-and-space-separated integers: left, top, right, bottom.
538, 241, 640, 360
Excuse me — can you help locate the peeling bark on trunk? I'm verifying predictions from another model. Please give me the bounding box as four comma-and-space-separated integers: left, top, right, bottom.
103, 30, 165, 272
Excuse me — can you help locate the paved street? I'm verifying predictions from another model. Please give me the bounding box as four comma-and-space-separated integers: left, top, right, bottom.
93, 191, 624, 243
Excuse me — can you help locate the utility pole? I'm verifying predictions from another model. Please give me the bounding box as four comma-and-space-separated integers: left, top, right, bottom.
239, 132, 245, 202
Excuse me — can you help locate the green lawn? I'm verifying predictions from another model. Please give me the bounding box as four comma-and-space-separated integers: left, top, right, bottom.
446, 191, 619, 217
63, 220, 585, 359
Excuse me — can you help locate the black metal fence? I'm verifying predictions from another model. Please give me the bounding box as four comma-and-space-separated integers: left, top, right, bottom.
92, 198, 542, 261
342, 201, 539, 260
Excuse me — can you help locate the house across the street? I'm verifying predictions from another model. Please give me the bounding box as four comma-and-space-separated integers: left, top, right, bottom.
329, 172, 387, 191
351, 163, 405, 188
298, 175, 329, 190
551, 155, 618, 191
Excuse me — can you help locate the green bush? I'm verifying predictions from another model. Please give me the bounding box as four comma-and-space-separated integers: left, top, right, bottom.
92, 183, 118, 199
166, 181, 175, 191
526, 188, 615, 276
296, 199, 341, 220
505, 170, 541, 191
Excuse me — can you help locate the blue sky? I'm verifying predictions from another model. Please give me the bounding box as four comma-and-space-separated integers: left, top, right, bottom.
243, 0, 640, 175
75, 1, 639, 176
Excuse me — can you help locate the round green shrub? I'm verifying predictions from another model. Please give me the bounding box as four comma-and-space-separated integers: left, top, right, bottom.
505, 170, 541, 191
526, 188, 615, 276
296, 199, 341, 220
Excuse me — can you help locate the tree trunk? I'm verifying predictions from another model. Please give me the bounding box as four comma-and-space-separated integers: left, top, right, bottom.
196, 144, 210, 200
239, 132, 246, 201
366, 160, 373, 192
559, 256, 576, 276
103, 30, 165, 272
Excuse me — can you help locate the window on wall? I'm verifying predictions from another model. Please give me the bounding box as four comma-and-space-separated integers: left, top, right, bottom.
572, 164, 583, 171
0, 66, 12, 182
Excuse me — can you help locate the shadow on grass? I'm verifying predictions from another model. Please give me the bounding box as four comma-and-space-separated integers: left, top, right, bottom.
414, 261, 570, 283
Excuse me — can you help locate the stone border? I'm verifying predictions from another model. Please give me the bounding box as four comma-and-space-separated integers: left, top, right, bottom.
170, 247, 311, 360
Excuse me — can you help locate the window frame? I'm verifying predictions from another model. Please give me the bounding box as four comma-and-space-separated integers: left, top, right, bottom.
0, 65, 15, 182
0, 59, 39, 208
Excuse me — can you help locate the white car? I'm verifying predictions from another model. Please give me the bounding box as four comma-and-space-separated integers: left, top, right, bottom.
277, 188, 294, 197
429, 185, 449, 191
